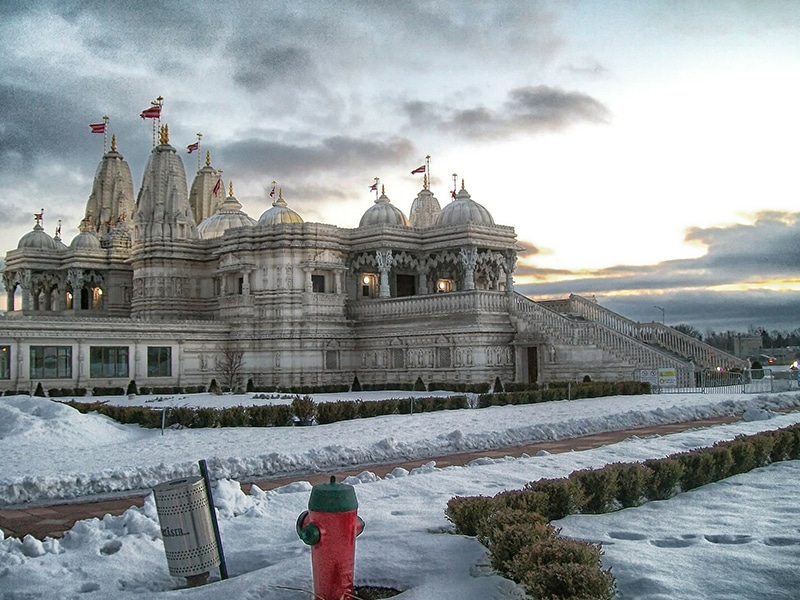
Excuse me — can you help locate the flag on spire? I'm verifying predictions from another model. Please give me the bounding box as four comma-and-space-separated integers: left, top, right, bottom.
369, 182, 378, 191
140, 105, 161, 119
212, 177, 222, 197
269, 181, 276, 198
89, 122, 106, 134
187, 141, 200, 153
411, 165, 426, 174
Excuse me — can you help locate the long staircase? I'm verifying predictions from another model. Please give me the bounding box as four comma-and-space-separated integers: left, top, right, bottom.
513, 293, 745, 375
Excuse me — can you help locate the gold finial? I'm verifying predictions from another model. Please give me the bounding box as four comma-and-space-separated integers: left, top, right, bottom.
461, 178, 465, 190
159, 124, 169, 144
423, 173, 428, 190
205, 150, 211, 166
228, 181, 234, 197
278, 187, 283, 200
110, 134, 117, 152
381, 184, 386, 195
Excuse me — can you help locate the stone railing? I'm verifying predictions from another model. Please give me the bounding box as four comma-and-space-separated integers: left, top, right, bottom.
566, 294, 746, 370
513, 293, 687, 370
346, 290, 510, 321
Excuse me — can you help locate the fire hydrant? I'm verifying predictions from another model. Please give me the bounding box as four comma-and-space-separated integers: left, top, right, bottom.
296, 476, 365, 600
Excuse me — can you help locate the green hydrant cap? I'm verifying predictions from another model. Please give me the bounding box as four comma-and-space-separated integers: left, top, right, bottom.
308, 476, 358, 512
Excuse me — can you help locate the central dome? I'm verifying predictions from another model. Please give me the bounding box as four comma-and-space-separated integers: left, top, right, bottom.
197, 188, 257, 239
258, 191, 304, 226
359, 189, 409, 228
435, 185, 494, 228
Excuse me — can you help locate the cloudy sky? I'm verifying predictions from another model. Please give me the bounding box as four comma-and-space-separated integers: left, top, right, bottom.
2, 1, 799, 333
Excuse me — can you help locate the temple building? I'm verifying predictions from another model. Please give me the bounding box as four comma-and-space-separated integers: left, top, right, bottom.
0, 127, 744, 394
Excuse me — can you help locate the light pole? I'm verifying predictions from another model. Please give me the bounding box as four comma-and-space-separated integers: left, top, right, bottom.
654, 305, 665, 325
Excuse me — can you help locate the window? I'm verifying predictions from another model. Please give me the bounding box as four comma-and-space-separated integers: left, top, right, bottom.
90, 346, 129, 378
30, 346, 72, 379
147, 346, 172, 377
0, 346, 9, 379
312, 274, 325, 293
396, 274, 415, 297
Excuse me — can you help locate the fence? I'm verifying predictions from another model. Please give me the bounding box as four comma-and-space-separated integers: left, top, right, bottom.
637, 368, 799, 395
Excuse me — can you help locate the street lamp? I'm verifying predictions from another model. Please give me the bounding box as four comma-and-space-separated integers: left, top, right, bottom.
654, 305, 665, 325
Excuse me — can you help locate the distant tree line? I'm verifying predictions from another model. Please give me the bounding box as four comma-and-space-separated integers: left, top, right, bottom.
672, 324, 800, 352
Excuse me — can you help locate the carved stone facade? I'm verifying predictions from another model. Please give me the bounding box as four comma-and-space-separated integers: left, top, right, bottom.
0, 136, 743, 394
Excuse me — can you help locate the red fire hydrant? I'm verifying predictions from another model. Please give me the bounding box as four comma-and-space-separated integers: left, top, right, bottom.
296, 476, 365, 600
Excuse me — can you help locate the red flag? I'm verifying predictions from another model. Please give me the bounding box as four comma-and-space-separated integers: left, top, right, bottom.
140, 106, 161, 119
89, 122, 106, 134
212, 177, 222, 197
451, 189, 457, 199
369, 183, 378, 191
187, 141, 200, 153
269, 186, 276, 198
411, 165, 425, 174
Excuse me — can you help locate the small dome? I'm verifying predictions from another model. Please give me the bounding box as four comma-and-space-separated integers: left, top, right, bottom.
359, 191, 409, 228
435, 186, 494, 228
258, 192, 304, 226
69, 229, 102, 250
197, 192, 257, 239
18, 223, 61, 251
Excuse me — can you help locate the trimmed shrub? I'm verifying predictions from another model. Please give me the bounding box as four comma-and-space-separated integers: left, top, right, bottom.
413, 377, 426, 391
572, 466, 618, 514
519, 478, 584, 521
644, 458, 684, 500
208, 379, 221, 395
512, 541, 615, 600
611, 462, 649, 508
482, 509, 557, 573
351, 375, 362, 392
34, 382, 45, 397
445, 495, 495, 537
728, 438, 757, 474
126, 380, 138, 396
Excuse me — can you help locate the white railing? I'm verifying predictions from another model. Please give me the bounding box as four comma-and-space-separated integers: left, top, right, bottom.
347, 290, 510, 321
566, 294, 746, 370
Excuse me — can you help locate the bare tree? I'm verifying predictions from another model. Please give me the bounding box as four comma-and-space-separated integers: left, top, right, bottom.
216, 347, 245, 392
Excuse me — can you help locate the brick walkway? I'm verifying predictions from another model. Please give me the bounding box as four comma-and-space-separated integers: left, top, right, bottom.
0, 415, 743, 540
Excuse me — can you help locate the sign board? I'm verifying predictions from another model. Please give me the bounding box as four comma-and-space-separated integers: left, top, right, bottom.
639, 369, 658, 385
657, 368, 677, 387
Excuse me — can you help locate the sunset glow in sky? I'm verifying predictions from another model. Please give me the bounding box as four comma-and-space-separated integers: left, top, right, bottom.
1, 1, 799, 330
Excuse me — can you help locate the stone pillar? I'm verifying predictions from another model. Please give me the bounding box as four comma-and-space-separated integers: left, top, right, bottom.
19, 270, 31, 311
4, 272, 14, 312
242, 270, 251, 295
303, 267, 313, 293
334, 271, 342, 294
460, 247, 478, 291
376, 250, 393, 298
68, 269, 84, 311
505, 252, 517, 294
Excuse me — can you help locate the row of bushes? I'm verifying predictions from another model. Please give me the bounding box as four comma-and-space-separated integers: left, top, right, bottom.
14, 378, 643, 400
478, 381, 651, 407
62, 394, 470, 429
445, 423, 800, 599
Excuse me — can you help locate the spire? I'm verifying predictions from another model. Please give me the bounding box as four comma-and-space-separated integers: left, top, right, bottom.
159, 124, 169, 145
84, 136, 135, 235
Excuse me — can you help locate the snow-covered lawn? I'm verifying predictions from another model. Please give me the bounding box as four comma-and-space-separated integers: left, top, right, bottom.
1, 391, 799, 598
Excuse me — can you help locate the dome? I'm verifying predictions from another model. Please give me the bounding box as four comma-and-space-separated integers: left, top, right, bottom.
197, 190, 257, 239
69, 228, 102, 250
435, 185, 494, 228
18, 223, 60, 251
258, 191, 304, 226
359, 190, 409, 228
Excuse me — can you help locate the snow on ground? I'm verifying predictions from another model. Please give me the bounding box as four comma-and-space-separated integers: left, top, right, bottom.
3, 391, 800, 505
1, 391, 799, 598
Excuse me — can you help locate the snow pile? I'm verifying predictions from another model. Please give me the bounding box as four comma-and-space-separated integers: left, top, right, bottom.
2, 392, 800, 505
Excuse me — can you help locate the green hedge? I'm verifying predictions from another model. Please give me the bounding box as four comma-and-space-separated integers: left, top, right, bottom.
446, 423, 800, 600
478, 381, 650, 408
62, 394, 469, 430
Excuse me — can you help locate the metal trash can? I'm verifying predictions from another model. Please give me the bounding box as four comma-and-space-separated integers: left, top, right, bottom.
153, 476, 221, 578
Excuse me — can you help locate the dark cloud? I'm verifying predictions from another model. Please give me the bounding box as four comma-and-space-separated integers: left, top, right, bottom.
218, 135, 415, 178
403, 85, 609, 139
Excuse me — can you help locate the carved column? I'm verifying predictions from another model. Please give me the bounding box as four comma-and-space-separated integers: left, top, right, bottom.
3, 272, 14, 312
416, 256, 429, 295
376, 249, 393, 298
67, 269, 84, 311
505, 251, 517, 294
18, 270, 31, 311
460, 247, 478, 291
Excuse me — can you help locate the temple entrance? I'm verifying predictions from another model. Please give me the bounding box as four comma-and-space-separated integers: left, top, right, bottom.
527, 346, 538, 384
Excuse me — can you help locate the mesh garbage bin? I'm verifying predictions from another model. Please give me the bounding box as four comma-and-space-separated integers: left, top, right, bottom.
153, 476, 221, 578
